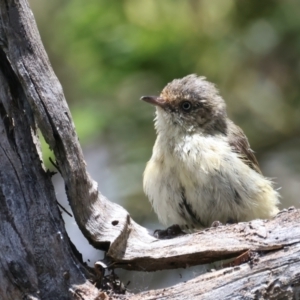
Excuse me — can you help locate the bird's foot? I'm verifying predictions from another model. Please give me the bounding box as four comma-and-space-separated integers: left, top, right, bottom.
226, 218, 236, 224
211, 220, 223, 228
154, 224, 186, 239
211, 218, 236, 228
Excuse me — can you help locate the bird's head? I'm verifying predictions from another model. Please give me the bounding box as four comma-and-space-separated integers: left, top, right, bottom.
141, 74, 227, 135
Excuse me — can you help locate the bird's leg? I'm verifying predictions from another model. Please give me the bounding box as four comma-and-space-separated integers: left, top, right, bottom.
154, 224, 186, 239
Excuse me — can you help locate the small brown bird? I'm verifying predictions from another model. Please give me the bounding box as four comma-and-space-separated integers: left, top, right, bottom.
141, 74, 279, 235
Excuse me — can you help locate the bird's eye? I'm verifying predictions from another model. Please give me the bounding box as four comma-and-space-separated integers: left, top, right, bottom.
181, 101, 192, 112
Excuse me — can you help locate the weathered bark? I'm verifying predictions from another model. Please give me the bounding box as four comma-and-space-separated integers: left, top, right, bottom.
1, 0, 300, 299
0, 0, 100, 299
131, 242, 300, 300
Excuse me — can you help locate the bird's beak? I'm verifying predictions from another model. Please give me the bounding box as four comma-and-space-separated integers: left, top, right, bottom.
140, 96, 166, 108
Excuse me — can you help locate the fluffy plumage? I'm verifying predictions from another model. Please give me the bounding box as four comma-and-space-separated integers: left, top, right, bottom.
142, 74, 280, 229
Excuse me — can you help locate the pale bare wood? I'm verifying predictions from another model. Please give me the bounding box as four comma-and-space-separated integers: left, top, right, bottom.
106, 208, 300, 271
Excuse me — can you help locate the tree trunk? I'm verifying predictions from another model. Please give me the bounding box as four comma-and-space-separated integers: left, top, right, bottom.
1, 0, 300, 299
0, 0, 100, 299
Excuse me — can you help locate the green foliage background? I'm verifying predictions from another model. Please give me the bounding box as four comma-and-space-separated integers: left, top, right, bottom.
30, 0, 300, 229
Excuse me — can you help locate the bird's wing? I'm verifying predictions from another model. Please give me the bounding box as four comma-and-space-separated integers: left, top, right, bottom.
226, 120, 262, 174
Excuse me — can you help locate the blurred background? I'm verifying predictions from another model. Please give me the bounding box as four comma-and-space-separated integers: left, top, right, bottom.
29, 0, 300, 292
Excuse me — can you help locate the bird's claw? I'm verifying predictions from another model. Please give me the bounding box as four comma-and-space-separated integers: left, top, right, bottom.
154, 224, 186, 239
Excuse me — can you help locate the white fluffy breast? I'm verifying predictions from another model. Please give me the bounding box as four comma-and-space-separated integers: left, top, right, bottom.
143, 110, 279, 228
